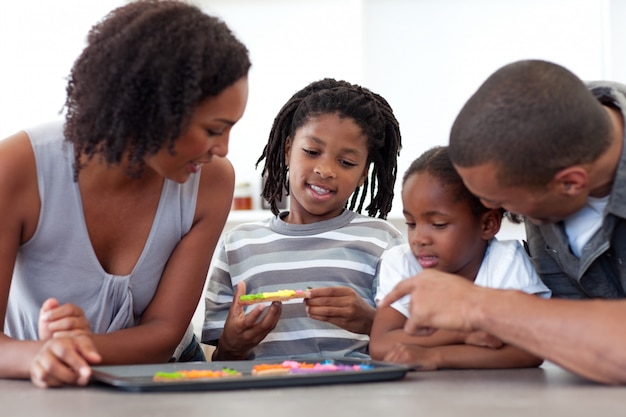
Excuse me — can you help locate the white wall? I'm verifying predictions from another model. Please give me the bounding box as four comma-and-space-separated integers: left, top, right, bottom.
0, 0, 128, 137
362, 0, 612, 217
198, 0, 618, 219
1, 0, 623, 227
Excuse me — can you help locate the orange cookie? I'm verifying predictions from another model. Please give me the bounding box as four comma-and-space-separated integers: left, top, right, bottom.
250, 363, 292, 376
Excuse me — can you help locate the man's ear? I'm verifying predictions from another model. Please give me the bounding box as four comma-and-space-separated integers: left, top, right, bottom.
480, 209, 502, 240
553, 166, 588, 196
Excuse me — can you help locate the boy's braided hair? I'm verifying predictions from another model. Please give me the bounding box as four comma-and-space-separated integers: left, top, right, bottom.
257, 78, 402, 219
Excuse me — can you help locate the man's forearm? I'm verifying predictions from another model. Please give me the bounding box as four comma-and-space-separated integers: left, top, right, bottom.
472, 289, 626, 384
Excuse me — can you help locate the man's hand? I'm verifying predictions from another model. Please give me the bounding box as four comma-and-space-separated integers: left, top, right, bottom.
380, 269, 483, 335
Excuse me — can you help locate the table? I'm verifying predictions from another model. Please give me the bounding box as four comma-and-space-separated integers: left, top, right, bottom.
2, 362, 624, 417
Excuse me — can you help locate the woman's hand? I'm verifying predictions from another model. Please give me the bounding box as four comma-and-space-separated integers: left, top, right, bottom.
30, 335, 102, 388
38, 298, 91, 340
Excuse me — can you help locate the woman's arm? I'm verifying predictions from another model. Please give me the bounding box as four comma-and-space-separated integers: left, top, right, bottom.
0, 132, 46, 378
0, 132, 100, 385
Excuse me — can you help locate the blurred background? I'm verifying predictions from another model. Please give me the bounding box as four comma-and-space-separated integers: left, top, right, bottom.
1, 0, 625, 223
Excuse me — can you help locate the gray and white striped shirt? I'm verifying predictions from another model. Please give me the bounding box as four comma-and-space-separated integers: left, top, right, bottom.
202, 209, 404, 359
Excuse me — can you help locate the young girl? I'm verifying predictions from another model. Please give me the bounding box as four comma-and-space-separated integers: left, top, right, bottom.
370, 146, 551, 369
0, 0, 250, 387
203, 78, 404, 360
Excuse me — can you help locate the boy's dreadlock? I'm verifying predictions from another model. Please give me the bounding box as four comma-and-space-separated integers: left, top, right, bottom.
257, 78, 402, 219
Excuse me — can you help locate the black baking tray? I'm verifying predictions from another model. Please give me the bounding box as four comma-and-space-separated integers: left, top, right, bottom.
90, 358, 410, 392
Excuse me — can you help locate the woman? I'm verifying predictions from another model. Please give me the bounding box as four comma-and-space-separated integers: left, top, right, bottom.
0, 0, 250, 387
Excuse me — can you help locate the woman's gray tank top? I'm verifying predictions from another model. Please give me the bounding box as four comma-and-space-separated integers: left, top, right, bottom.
5, 120, 200, 346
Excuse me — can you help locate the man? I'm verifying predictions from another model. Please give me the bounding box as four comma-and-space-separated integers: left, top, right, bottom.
382, 59, 626, 384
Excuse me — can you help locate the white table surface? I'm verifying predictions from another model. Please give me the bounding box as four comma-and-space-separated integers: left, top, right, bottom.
2, 361, 624, 417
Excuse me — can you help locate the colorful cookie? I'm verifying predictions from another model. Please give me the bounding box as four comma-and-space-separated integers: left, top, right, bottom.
153, 367, 242, 382
152, 360, 374, 382
250, 363, 293, 376
251, 360, 374, 376
238, 289, 308, 305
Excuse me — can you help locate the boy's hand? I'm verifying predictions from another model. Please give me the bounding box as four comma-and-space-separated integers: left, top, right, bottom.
213, 282, 282, 360
305, 286, 375, 334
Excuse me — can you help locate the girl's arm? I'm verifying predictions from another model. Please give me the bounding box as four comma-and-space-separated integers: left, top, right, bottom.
369, 305, 499, 360
384, 342, 542, 370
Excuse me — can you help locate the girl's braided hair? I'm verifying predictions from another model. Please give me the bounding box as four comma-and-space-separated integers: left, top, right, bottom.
405, 146, 523, 224
256, 78, 402, 219
63, 0, 250, 178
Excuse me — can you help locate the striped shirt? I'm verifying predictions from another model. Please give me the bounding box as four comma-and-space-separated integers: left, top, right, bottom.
202, 209, 404, 360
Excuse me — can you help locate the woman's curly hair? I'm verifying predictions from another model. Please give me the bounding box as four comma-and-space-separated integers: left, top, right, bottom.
63, 0, 251, 178
256, 78, 402, 219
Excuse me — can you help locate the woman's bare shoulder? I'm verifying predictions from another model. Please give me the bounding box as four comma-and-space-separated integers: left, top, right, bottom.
194, 156, 235, 219
0, 130, 37, 190
198, 156, 235, 198
0, 130, 40, 242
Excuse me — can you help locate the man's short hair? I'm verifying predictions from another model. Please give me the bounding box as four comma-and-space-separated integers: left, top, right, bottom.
449, 59, 611, 188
